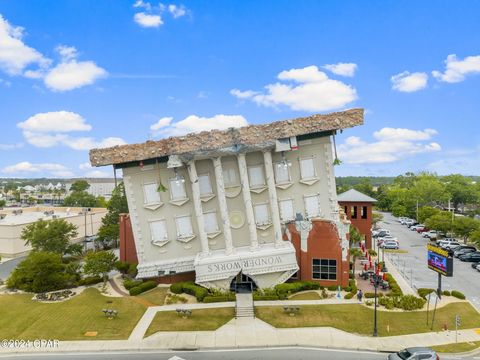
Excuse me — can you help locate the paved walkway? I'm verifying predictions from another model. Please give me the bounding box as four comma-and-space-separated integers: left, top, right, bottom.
2, 316, 480, 354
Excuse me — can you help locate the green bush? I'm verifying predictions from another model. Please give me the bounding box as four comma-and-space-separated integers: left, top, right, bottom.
397, 295, 426, 310
344, 292, 354, 299
385, 273, 403, 296
442, 290, 451, 296
364, 292, 384, 298
417, 288, 435, 299
123, 278, 143, 290
451, 290, 466, 300
129, 280, 157, 296
203, 294, 236, 303
349, 279, 357, 294
275, 281, 321, 296
169, 282, 209, 301
114, 261, 130, 274
127, 263, 138, 277
327, 285, 338, 291
78, 276, 103, 286
253, 295, 280, 301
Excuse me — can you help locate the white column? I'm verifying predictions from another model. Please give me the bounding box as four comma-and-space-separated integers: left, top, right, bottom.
187, 160, 209, 254
263, 150, 283, 247
237, 153, 259, 249
212, 157, 234, 255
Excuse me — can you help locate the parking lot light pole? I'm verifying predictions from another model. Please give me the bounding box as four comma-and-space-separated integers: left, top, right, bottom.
373, 261, 379, 337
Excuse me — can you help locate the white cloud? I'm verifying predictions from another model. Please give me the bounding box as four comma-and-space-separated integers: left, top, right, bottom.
44, 47, 107, 91
85, 170, 111, 178
338, 127, 441, 164
2, 161, 74, 177
152, 114, 248, 138
133, 12, 163, 28
0, 15, 50, 75
18, 111, 92, 133
323, 63, 357, 77
0, 142, 23, 150
432, 54, 480, 83
231, 65, 357, 112
17, 111, 125, 150
79, 162, 92, 170
150, 117, 173, 132
168, 4, 187, 18
133, 0, 152, 10
391, 71, 428, 92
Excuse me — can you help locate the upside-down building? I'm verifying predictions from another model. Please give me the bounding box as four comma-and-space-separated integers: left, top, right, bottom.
89, 109, 363, 289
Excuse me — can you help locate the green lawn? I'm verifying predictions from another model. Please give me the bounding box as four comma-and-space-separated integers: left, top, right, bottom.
256, 302, 480, 337
289, 291, 322, 300
432, 341, 480, 353
145, 307, 235, 337
136, 287, 168, 306
0, 288, 146, 340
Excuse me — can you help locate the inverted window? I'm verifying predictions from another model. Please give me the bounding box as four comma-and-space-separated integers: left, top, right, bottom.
279, 198, 295, 222
299, 158, 316, 180
248, 165, 266, 188
254, 203, 270, 226
203, 211, 219, 234
143, 183, 161, 204
175, 215, 194, 238
304, 195, 320, 218
169, 177, 187, 200
149, 220, 167, 243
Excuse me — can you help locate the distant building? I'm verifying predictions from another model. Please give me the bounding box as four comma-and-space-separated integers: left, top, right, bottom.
66, 178, 116, 199
0, 206, 107, 258
338, 189, 377, 249
91, 109, 364, 290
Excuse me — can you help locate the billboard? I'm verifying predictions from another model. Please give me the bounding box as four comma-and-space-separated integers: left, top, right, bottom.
427, 244, 453, 277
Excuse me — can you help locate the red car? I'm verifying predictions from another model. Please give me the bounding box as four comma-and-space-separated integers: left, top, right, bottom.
417, 227, 429, 233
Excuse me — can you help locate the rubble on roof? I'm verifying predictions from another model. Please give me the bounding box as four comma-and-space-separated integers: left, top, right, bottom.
89, 108, 364, 167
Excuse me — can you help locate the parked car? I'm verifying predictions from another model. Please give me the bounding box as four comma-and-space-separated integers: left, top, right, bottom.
454, 246, 477, 258
397, 217, 408, 223
459, 252, 480, 262
471, 262, 480, 270
410, 224, 425, 231
447, 244, 473, 257
387, 347, 439, 360
374, 229, 391, 238
423, 230, 438, 239
417, 227, 430, 233
380, 240, 400, 250
438, 239, 460, 250
406, 220, 418, 228
477, 264, 480, 272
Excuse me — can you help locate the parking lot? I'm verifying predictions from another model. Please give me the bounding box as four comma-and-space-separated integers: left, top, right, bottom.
377, 212, 480, 310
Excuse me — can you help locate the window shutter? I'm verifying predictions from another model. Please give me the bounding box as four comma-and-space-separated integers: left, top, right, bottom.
176, 216, 193, 237
143, 183, 160, 204
304, 195, 320, 217
203, 212, 219, 233
279, 199, 294, 221
150, 220, 167, 242
300, 158, 316, 179
198, 174, 213, 195
248, 166, 265, 187
222, 167, 237, 186
274, 163, 290, 184
169, 178, 187, 200
254, 203, 269, 225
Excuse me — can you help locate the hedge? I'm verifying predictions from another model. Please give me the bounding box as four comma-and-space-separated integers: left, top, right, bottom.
385, 273, 403, 296
253, 295, 280, 301
78, 276, 103, 286
379, 294, 425, 310
169, 282, 209, 302
274, 281, 321, 295
129, 280, 157, 296
123, 278, 143, 290
451, 290, 466, 300
442, 290, 451, 296
203, 294, 236, 303
344, 292, 354, 299
364, 292, 384, 298
417, 288, 435, 300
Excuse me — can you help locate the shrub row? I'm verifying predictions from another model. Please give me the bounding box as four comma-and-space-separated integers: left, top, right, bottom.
274, 281, 321, 296
129, 280, 157, 296
364, 292, 384, 298
123, 278, 143, 290
170, 282, 209, 302
78, 276, 103, 286
417, 288, 436, 300
385, 273, 403, 296
203, 294, 236, 303
442, 290, 451, 296
379, 294, 426, 310
253, 295, 280, 301
451, 290, 466, 300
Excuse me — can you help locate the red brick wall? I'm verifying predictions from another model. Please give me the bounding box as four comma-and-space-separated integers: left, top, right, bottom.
154, 271, 196, 284
339, 201, 373, 249
287, 220, 349, 287
119, 214, 138, 263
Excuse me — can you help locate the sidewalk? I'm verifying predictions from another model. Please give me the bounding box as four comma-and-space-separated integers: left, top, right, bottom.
2, 316, 479, 354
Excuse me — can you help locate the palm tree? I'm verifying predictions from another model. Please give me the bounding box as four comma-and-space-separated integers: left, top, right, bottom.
349, 247, 364, 276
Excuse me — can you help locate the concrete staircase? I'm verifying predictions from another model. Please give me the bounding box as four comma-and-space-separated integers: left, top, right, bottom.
235, 293, 254, 318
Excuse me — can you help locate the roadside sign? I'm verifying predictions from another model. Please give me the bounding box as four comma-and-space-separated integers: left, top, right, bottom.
455, 314, 461, 326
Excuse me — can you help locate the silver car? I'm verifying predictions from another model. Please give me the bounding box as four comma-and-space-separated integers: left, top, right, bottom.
388, 347, 439, 359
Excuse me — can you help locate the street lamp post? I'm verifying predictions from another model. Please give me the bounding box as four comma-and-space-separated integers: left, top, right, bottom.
373, 262, 380, 337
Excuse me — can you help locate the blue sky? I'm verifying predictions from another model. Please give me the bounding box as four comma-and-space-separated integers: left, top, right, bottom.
0, 0, 479, 178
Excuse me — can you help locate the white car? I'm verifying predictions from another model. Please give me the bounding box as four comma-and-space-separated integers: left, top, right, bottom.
438, 239, 460, 249
410, 224, 425, 231
381, 240, 400, 249
423, 230, 438, 239
477, 264, 480, 272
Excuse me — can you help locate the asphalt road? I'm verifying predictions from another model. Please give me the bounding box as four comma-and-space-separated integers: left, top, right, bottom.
0, 348, 471, 360
378, 213, 480, 310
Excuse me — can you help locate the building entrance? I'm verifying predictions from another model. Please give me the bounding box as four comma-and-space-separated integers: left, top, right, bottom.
230, 272, 257, 293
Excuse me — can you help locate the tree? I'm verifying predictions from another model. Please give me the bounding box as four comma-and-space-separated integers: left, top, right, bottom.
96, 183, 129, 248
63, 191, 99, 207
453, 216, 480, 243
444, 174, 478, 210
70, 180, 90, 192
470, 229, 480, 247
349, 247, 363, 276
353, 179, 375, 198
372, 212, 384, 229
22, 218, 78, 255
83, 250, 117, 284
7, 252, 75, 293
410, 174, 449, 207
425, 212, 454, 236
349, 225, 364, 247
417, 206, 441, 223
0, 199, 5, 208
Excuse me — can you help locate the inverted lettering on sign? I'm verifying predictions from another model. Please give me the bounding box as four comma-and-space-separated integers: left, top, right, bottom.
206, 256, 283, 273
